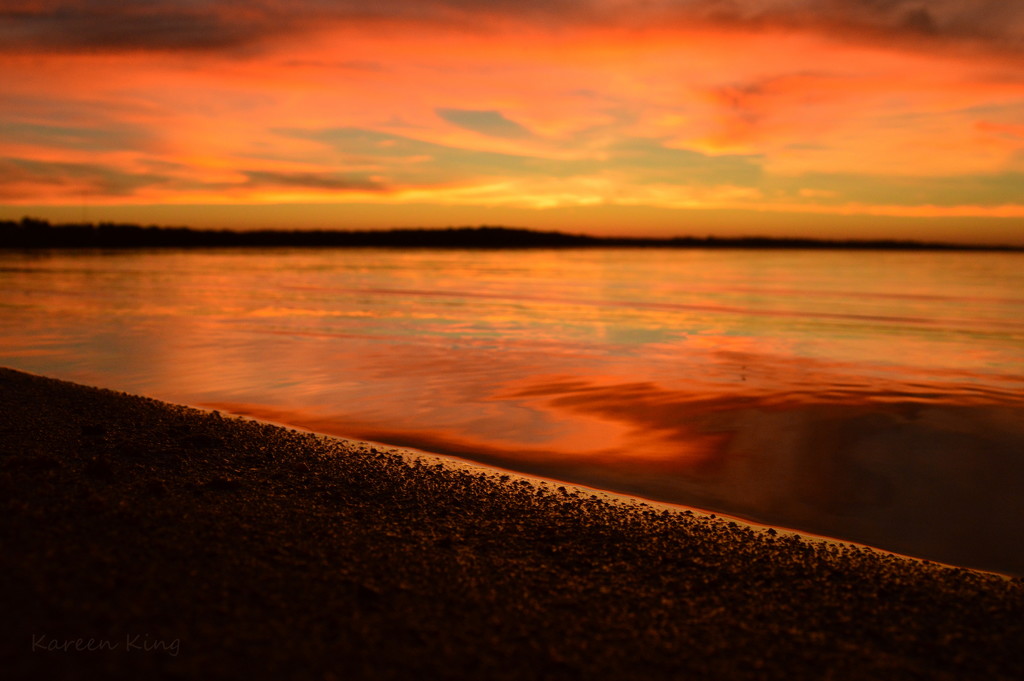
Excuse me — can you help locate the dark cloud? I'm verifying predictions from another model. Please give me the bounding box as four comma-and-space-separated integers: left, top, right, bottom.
0, 153, 390, 202
900, 7, 938, 35
243, 170, 387, 192
0, 0, 582, 54
0, 154, 389, 200
665, 0, 1024, 49
1, 1, 1019, 55
435, 109, 533, 139
0, 157, 168, 198
0, 122, 154, 152
0, 1, 292, 53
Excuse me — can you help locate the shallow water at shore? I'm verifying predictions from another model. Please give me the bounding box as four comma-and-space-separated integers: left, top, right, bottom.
2, 247, 1024, 573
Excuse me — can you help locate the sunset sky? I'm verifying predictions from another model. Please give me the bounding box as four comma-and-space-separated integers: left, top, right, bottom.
2, 0, 1023, 243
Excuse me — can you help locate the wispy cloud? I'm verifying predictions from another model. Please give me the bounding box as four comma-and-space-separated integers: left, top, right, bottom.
243, 170, 387, 192
0, 157, 170, 199
436, 109, 534, 140
0, 122, 155, 153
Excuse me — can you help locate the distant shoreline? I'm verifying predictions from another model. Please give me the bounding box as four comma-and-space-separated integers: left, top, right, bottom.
3, 218, 1022, 252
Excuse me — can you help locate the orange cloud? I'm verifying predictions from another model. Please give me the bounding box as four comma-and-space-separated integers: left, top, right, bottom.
0, 1, 1022, 240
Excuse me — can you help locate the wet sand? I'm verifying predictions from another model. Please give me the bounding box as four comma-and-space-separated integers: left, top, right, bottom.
2, 368, 1022, 680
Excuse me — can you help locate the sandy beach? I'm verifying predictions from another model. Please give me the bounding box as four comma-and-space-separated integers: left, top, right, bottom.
2, 367, 1022, 680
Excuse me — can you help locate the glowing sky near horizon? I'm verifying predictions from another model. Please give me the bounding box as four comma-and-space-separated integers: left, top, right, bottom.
1, 0, 1023, 242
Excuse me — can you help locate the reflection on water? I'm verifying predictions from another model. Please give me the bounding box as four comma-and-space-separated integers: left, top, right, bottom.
2, 247, 1024, 574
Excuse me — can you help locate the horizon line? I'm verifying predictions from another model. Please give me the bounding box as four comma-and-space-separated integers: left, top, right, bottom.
3, 217, 1022, 253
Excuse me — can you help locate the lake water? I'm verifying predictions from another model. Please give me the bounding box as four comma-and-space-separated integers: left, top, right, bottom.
2, 247, 1023, 574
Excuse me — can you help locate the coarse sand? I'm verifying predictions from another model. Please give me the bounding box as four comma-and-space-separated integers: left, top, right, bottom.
1, 367, 1022, 680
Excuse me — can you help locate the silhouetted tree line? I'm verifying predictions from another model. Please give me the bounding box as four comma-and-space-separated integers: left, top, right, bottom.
1, 217, 1019, 251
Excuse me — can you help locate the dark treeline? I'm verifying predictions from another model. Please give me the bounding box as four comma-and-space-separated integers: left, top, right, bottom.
1, 217, 1021, 251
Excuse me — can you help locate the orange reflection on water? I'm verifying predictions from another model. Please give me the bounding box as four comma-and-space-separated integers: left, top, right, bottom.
202, 364, 1024, 576
4, 248, 1024, 574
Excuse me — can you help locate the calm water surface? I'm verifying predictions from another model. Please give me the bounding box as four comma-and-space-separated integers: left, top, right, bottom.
2, 247, 1023, 573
